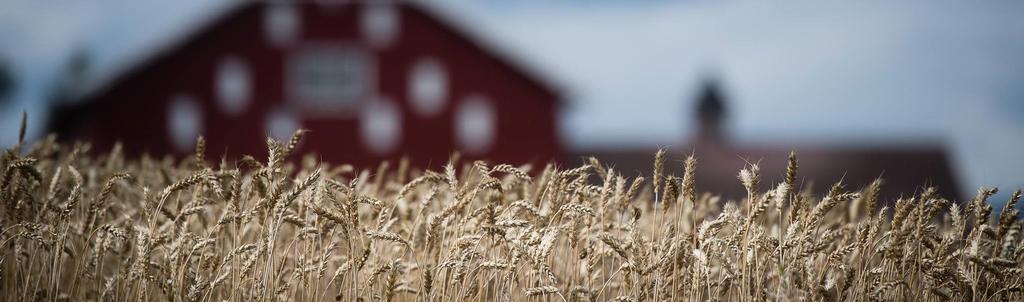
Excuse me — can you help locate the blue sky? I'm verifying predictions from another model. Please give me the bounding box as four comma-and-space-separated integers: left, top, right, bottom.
0, 0, 1022, 199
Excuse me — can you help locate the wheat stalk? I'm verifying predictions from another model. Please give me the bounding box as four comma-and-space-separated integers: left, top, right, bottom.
0, 129, 1016, 302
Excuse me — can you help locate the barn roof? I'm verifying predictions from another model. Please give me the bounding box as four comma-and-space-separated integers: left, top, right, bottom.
73, 0, 564, 103
566, 143, 963, 202
412, 1, 565, 99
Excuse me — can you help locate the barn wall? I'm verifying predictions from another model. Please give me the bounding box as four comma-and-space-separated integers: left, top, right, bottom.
67, 2, 561, 170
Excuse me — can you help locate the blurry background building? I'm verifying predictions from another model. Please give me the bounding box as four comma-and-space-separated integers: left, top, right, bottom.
48, 1, 560, 169
2, 0, 1022, 202
568, 78, 960, 201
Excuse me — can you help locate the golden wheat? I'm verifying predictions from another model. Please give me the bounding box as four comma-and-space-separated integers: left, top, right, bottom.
0, 126, 1022, 301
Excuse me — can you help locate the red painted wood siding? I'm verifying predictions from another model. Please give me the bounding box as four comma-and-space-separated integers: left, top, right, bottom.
66, 2, 560, 170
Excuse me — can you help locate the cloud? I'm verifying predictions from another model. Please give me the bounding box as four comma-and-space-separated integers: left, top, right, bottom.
0, 1, 105, 145
442, 0, 1024, 194
0, 0, 221, 146
1, 0, 1020, 195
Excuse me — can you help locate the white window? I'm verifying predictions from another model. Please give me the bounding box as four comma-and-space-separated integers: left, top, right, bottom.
408, 57, 448, 117
455, 95, 496, 154
167, 94, 203, 152
288, 46, 373, 109
264, 3, 300, 45
360, 2, 399, 48
216, 56, 251, 116
360, 97, 402, 154
265, 106, 302, 141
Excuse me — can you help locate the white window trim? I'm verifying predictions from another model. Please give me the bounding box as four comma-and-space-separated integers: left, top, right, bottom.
285, 42, 377, 118
265, 106, 302, 141
360, 1, 400, 48
360, 96, 403, 155
167, 94, 204, 153
455, 94, 497, 155
263, 3, 301, 46
215, 56, 252, 116
408, 56, 448, 117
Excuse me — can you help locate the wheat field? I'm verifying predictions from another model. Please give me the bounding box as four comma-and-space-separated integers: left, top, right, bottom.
1, 128, 1022, 301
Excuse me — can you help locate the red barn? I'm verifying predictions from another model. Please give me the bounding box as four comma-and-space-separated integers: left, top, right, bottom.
51, 1, 561, 169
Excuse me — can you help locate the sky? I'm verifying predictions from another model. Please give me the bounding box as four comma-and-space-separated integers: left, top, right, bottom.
0, 0, 1021, 199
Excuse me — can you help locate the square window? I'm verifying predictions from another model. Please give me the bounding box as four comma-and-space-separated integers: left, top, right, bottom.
288, 46, 374, 110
